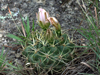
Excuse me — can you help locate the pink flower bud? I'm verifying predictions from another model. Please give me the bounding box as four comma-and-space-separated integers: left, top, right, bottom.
36, 8, 50, 30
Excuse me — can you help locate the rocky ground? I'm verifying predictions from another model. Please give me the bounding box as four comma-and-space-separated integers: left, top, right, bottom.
0, 0, 98, 75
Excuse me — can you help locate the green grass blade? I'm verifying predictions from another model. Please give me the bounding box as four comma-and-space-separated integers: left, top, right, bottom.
0, 47, 6, 68
27, 17, 30, 37
20, 15, 27, 30
32, 20, 34, 31
78, 30, 88, 40
6, 62, 17, 69
27, 17, 30, 32
20, 14, 28, 36
90, 47, 100, 59
7, 34, 23, 41
0, 47, 4, 58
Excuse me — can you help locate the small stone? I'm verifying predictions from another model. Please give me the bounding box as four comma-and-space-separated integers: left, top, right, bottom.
11, 8, 19, 12
75, 7, 78, 10
1, 4, 8, 10
19, 0, 23, 3
59, 1, 62, 3
25, 0, 29, 2
2, 38, 4, 41
15, 59, 22, 65
21, 3, 28, 9
49, 1, 54, 6
3, 40, 8, 45
26, 63, 31, 67
0, 11, 3, 15
15, 53, 21, 58
10, 51, 15, 54
67, 5, 70, 8
23, 13, 28, 17
1, 0, 4, 2
0, 34, 2, 38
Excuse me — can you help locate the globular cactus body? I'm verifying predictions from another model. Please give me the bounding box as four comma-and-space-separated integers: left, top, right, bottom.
22, 30, 74, 72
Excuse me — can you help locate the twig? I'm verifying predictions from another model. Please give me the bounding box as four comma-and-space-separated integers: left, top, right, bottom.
81, 62, 94, 71
8, 7, 23, 35
94, 7, 98, 26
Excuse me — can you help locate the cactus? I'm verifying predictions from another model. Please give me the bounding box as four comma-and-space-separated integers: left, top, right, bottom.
22, 29, 75, 73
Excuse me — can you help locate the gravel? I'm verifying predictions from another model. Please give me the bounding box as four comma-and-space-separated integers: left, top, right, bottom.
0, 0, 92, 74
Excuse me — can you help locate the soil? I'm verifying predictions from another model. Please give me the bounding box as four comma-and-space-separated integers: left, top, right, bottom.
0, 0, 99, 75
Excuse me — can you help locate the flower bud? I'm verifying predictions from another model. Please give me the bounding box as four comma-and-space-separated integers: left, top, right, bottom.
45, 29, 53, 42
36, 8, 50, 30
48, 17, 61, 30
48, 17, 61, 37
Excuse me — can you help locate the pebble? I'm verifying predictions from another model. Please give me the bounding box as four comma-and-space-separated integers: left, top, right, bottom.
14, 59, 22, 65
2, 38, 4, 41
25, 0, 29, 2
0, 34, 2, 38
49, 1, 54, 6
10, 51, 15, 54
21, 3, 28, 9
11, 8, 19, 12
3, 40, 8, 45
15, 53, 21, 58
1, 4, 8, 10
74, 7, 78, 10
18, 0, 23, 3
